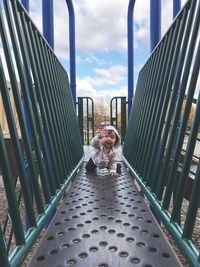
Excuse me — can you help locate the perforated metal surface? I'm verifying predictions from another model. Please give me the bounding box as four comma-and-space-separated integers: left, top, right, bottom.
28, 164, 182, 267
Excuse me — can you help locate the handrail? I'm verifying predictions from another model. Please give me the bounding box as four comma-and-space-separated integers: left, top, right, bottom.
127, 0, 136, 118
65, 0, 76, 105
42, 0, 54, 49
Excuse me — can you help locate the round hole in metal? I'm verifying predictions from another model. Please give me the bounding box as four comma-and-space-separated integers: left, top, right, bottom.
77, 224, 84, 228
136, 217, 143, 221
121, 211, 127, 215
85, 220, 92, 224
119, 251, 129, 257
108, 229, 116, 234
108, 216, 115, 220
82, 234, 90, 238
91, 229, 99, 234
98, 263, 108, 267
123, 223, 131, 227
100, 214, 107, 218
109, 246, 118, 252
68, 228, 75, 232
128, 214, 135, 218
72, 215, 79, 219
80, 213, 86, 216
153, 234, 160, 238
115, 219, 122, 223
79, 252, 88, 259
73, 238, 81, 244
99, 226, 107, 230
49, 249, 58, 255
130, 257, 141, 264
64, 218, 70, 222
136, 242, 145, 247
89, 246, 98, 252
147, 220, 152, 223
149, 247, 157, 252
87, 210, 93, 213
37, 256, 45, 262
47, 236, 54, 241
66, 259, 77, 266
57, 232, 64, 237
99, 241, 108, 247
126, 237, 135, 242
75, 206, 81, 209
117, 233, 125, 238
54, 222, 60, 226
144, 265, 153, 267
132, 226, 139, 230
93, 217, 99, 220
162, 252, 170, 258
61, 243, 70, 249
60, 211, 66, 214
141, 230, 149, 234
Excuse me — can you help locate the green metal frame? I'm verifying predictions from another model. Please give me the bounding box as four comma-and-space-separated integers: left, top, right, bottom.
77, 97, 94, 145
0, 1, 83, 266
123, 0, 200, 266
110, 97, 127, 143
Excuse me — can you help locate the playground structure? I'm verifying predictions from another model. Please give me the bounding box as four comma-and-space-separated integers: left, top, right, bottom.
0, 0, 200, 266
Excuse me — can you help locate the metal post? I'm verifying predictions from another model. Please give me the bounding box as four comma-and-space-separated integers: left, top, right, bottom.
127, 0, 136, 118
65, 0, 76, 105
150, 0, 161, 52
42, 0, 54, 50
173, 0, 181, 18
21, 0, 29, 12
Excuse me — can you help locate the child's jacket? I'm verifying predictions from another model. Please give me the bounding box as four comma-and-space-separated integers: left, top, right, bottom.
91, 126, 121, 173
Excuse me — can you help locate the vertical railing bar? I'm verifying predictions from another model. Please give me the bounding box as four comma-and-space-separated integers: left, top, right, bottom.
0, 2, 44, 215
155, 2, 194, 200
143, 31, 172, 181
0, 127, 25, 245
5, 0, 51, 203
53, 58, 76, 167
38, 36, 66, 181
0, 224, 10, 267
11, 0, 53, 200
0, 55, 37, 228
163, 0, 200, 209
151, 8, 189, 196
138, 39, 167, 174
27, 20, 61, 189
20, 10, 56, 195
170, 40, 200, 222
48, 51, 72, 173
33, 30, 64, 183
147, 20, 180, 187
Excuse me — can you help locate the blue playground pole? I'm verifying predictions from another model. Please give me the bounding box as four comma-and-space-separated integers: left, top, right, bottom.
173, 0, 181, 18
42, 0, 54, 50
127, 0, 136, 118
21, 0, 29, 12
150, 0, 161, 52
65, 0, 76, 105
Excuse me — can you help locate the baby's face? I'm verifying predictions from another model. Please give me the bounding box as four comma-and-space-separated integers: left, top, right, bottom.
101, 131, 116, 149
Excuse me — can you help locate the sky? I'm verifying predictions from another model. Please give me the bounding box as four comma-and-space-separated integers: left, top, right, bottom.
19, 1, 188, 107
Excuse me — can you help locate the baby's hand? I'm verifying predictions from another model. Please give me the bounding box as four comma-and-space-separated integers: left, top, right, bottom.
110, 171, 118, 177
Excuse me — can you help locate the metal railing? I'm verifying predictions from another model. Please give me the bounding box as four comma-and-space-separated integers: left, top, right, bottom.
110, 97, 127, 143
0, 1, 83, 266
77, 97, 94, 145
123, 0, 200, 266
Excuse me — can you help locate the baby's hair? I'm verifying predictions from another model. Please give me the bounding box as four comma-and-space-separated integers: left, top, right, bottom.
107, 130, 119, 145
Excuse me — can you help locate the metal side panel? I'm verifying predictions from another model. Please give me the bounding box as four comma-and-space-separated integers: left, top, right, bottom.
28, 164, 182, 267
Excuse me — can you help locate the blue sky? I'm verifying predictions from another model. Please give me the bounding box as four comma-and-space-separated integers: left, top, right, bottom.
27, 0, 187, 108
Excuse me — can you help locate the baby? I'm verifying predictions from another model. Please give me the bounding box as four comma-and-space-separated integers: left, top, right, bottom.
85, 125, 121, 176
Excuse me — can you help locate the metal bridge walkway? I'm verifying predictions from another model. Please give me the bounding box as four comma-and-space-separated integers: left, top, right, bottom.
28, 156, 181, 267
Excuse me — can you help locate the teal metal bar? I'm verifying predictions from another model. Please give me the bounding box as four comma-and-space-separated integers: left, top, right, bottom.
0, 4, 44, 215
0, 225, 10, 267
0, 127, 25, 245
162, 0, 200, 209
